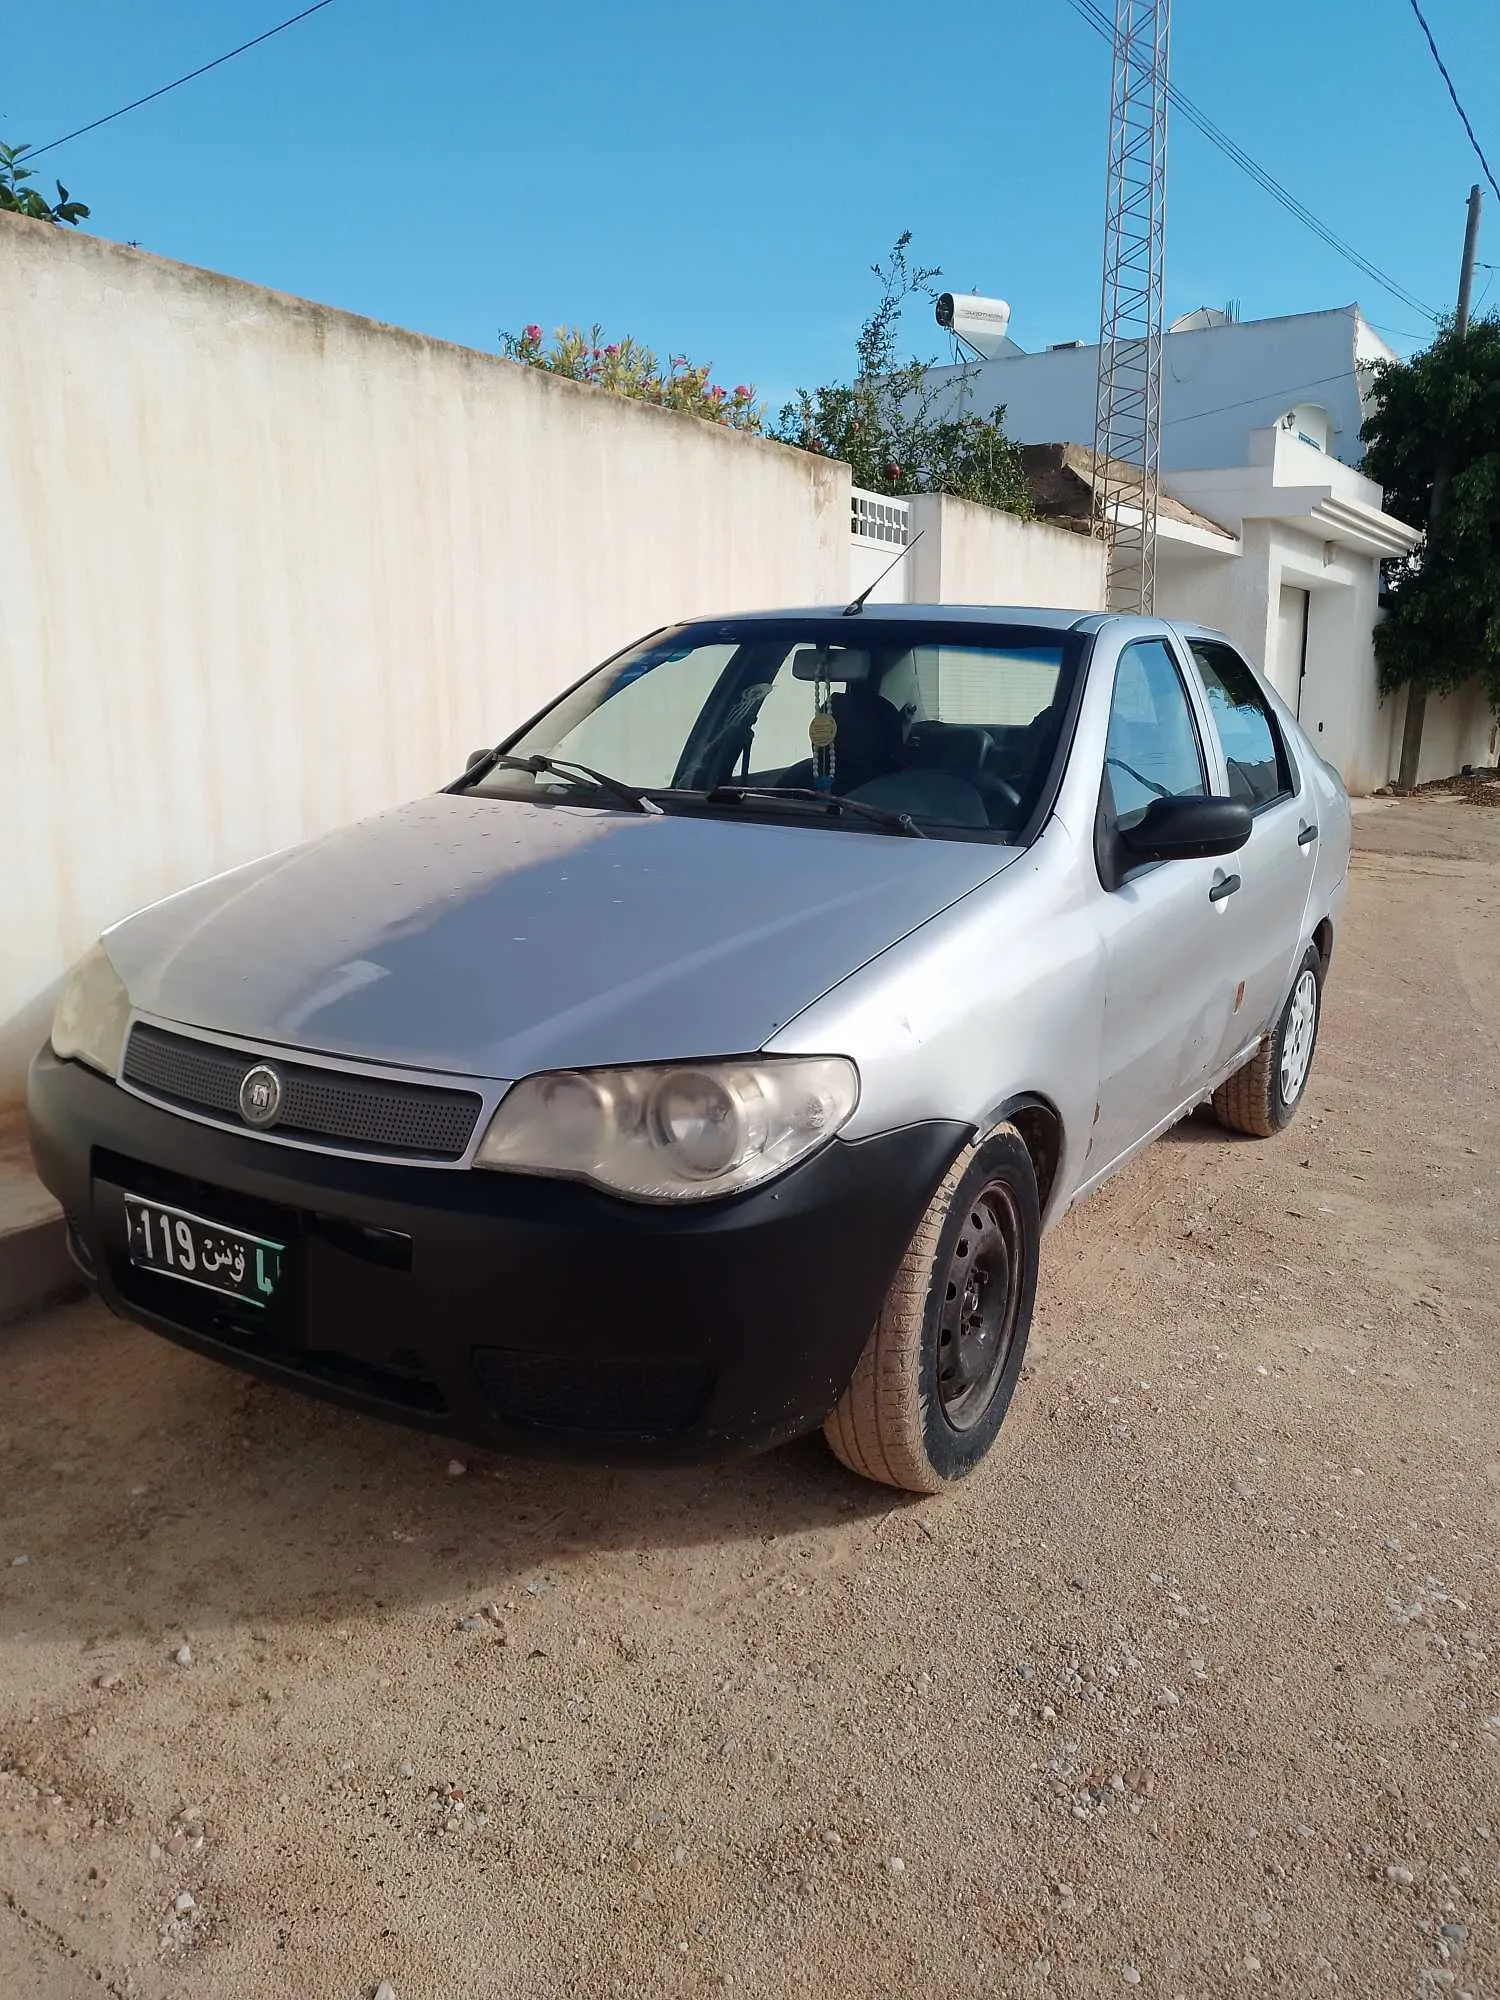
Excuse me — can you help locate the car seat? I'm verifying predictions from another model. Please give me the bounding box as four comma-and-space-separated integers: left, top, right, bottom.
777, 687, 906, 794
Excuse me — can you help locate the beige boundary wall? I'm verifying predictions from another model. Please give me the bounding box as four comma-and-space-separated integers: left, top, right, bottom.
906, 492, 1106, 609
0, 216, 1105, 1102
1, 218, 859, 1098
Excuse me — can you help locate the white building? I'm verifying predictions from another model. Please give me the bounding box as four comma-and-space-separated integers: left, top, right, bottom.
923, 305, 1498, 792
926, 303, 1392, 473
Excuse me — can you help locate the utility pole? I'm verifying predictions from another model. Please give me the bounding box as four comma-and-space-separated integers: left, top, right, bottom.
1396, 182, 1483, 790
1454, 182, 1483, 331
1092, 0, 1172, 615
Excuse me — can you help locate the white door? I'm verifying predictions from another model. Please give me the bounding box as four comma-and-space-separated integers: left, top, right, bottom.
1275, 585, 1310, 715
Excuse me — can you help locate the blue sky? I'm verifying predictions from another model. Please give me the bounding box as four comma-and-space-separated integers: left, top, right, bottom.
7, 0, 1497, 412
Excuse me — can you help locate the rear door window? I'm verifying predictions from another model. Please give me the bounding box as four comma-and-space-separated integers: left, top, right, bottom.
898, 645, 1063, 727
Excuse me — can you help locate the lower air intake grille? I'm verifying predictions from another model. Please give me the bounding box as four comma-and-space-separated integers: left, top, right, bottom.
472, 1348, 715, 1439
123, 1024, 482, 1160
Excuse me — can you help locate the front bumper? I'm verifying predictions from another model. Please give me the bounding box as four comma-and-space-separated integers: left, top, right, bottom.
27, 1047, 965, 1465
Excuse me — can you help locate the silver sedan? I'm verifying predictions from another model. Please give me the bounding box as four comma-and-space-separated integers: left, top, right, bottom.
29, 605, 1348, 1492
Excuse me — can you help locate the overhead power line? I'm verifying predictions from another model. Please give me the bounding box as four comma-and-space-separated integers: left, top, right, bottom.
1162, 369, 1351, 428
1057, 0, 1436, 321
1404, 0, 1500, 204
23, 0, 340, 163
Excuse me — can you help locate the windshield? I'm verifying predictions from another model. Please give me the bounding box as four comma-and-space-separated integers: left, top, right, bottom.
466, 617, 1088, 838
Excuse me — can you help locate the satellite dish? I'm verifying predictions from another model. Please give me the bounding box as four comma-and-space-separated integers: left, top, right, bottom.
1169, 306, 1233, 334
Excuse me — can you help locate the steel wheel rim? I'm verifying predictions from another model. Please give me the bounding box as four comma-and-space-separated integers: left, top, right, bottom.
935, 1182, 1025, 1432
1280, 969, 1318, 1104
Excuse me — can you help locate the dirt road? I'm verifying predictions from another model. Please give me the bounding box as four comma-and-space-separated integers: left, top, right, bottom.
3, 796, 1498, 2000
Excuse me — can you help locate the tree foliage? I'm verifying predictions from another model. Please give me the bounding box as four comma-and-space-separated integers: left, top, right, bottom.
1361, 316, 1500, 707
0, 140, 89, 226
500, 323, 763, 431
772, 233, 1032, 518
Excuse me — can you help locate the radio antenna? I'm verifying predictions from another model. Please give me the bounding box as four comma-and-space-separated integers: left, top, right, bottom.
843, 529, 925, 617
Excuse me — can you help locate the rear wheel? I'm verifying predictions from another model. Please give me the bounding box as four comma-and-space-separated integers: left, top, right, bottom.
1211, 943, 1324, 1138
822, 1126, 1039, 1493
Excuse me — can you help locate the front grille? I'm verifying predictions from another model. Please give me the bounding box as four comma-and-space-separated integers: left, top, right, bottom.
472, 1347, 715, 1439
123, 1024, 482, 1160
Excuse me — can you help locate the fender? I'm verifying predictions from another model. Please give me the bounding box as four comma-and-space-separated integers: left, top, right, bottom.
974, 1091, 1066, 1222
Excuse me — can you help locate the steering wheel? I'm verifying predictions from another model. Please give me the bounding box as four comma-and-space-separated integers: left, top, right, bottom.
976, 773, 1023, 817
1106, 755, 1171, 800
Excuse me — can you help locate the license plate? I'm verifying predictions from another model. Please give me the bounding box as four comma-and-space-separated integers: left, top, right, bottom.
124, 1195, 284, 1307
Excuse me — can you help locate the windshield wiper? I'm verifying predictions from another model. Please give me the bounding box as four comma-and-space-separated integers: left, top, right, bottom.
703, 784, 927, 837
460, 752, 663, 815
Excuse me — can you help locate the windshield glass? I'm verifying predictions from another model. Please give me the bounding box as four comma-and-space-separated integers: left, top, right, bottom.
467, 617, 1088, 838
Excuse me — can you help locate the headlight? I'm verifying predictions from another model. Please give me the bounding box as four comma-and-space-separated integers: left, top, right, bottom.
474, 1057, 859, 1202
51, 943, 131, 1079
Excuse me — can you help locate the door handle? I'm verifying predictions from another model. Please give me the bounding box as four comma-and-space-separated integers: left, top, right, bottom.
1208, 873, 1241, 903
1297, 822, 1318, 848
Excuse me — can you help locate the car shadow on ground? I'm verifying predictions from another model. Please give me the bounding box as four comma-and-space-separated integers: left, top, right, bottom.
1158, 1106, 1249, 1146
0, 1297, 908, 1650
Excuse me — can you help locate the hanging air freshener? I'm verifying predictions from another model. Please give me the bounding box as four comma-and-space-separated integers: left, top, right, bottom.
809, 666, 836, 793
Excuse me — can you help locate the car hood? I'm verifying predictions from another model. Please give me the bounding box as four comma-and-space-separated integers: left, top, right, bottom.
106, 794, 1020, 1078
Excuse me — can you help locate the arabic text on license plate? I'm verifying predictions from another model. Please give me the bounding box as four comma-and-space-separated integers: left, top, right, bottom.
124, 1195, 283, 1306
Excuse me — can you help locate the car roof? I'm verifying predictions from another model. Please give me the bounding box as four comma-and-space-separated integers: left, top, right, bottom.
683, 603, 1102, 632
657, 606, 1241, 657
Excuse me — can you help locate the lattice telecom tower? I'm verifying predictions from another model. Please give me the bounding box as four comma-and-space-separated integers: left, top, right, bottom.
1092, 0, 1171, 613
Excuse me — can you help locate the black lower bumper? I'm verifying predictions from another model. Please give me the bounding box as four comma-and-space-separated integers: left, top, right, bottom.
27, 1047, 966, 1465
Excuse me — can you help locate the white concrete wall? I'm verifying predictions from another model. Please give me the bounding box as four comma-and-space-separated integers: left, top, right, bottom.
0, 216, 851, 1101
904, 494, 1106, 610
1396, 680, 1500, 788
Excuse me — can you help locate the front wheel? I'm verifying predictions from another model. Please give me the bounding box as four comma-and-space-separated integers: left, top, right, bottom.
822, 1125, 1040, 1493
1211, 943, 1324, 1137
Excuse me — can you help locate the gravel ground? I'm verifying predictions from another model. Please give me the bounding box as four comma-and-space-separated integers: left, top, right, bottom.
2, 795, 1498, 2000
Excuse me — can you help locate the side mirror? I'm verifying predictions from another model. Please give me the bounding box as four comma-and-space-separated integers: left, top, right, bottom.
466, 747, 492, 772
1119, 794, 1252, 863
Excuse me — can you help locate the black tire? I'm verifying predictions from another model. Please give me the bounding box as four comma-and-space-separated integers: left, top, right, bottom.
1212, 943, 1324, 1138
822, 1125, 1040, 1493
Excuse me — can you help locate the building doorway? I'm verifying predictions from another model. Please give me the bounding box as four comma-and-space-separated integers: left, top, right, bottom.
1276, 584, 1310, 716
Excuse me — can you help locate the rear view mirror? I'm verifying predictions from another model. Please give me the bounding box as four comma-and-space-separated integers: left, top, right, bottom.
1119, 795, 1252, 863
466, 747, 491, 772
791, 647, 874, 683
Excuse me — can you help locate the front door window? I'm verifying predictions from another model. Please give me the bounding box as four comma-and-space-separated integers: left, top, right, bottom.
1103, 639, 1208, 830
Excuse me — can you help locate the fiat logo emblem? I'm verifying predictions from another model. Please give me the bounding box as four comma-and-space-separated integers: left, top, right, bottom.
238, 1062, 284, 1129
